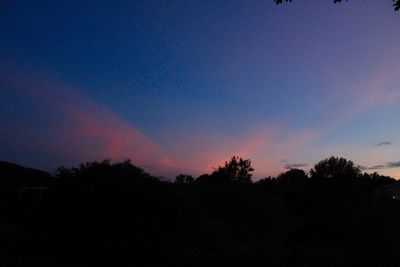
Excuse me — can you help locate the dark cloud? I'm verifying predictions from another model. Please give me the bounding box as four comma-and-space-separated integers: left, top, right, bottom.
284, 163, 308, 170
376, 141, 392, 146
359, 165, 368, 171
366, 161, 400, 170
387, 161, 400, 168
367, 165, 386, 170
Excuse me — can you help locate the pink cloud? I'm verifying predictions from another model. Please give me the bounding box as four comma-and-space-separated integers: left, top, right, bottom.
2, 59, 399, 179
197, 60, 400, 179
325, 60, 400, 126
1, 67, 178, 175
2, 65, 295, 178
167, 125, 324, 179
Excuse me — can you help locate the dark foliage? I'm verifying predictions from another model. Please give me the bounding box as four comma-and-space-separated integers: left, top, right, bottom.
212, 156, 254, 184
0, 156, 399, 266
175, 174, 194, 185
310, 156, 361, 181
275, 0, 400, 11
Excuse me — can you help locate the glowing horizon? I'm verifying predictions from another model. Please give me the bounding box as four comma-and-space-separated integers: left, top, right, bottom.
1, 1, 399, 179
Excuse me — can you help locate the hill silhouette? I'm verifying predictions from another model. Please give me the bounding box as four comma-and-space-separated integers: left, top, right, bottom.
0, 161, 52, 191
0, 156, 399, 266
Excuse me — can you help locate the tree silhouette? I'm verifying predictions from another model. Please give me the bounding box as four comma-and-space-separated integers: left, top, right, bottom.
175, 174, 194, 185
277, 168, 308, 187
310, 156, 360, 180
275, 0, 400, 11
212, 156, 254, 183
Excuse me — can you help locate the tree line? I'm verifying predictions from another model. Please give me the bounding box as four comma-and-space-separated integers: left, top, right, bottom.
0, 156, 399, 266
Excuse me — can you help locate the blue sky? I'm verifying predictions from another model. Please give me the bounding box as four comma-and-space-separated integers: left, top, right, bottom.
1, 0, 399, 178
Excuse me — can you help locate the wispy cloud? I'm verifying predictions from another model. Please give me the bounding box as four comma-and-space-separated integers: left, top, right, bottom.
365, 165, 386, 170
2, 58, 399, 179
1, 64, 319, 178
172, 126, 325, 178
387, 161, 400, 168
366, 161, 400, 170
284, 163, 308, 170
322, 59, 400, 133
0, 66, 178, 175
376, 141, 392, 146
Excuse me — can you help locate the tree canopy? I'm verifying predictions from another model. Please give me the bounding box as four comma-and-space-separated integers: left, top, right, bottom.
211, 156, 254, 183
275, 0, 400, 11
175, 174, 194, 184
310, 156, 361, 180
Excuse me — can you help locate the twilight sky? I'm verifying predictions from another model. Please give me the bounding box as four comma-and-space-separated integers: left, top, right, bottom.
1, 0, 399, 179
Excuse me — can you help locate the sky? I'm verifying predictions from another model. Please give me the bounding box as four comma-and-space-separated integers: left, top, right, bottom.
1, 0, 400, 179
